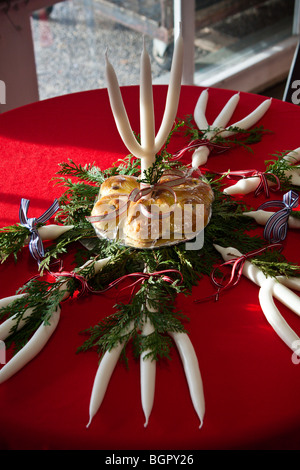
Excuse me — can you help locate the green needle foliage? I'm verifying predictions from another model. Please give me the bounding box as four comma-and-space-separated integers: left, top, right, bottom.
0, 224, 30, 263
264, 150, 300, 191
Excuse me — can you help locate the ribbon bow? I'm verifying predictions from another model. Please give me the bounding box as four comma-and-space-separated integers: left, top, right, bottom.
218, 168, 281, 198
195, 243, 283, 302
258, 190, 299, 243
19, 198, 60, 263
253, 171, 281, 198
128, 169, 190, 219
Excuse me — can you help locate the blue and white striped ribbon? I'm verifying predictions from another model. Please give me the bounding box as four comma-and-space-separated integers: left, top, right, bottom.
19, 198, 60, 263
258, 190, 299, 243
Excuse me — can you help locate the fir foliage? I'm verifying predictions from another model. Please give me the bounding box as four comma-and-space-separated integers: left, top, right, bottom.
0, 224, 30, 263
264, 150, 300, 191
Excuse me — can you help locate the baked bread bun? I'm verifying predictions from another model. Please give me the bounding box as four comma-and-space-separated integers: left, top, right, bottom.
91, 194, 128, 238
100, 175, 139, 197
123, 196, 173, 247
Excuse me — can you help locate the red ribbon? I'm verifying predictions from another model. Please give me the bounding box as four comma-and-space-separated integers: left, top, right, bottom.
53, 268, 183, 302
173, 138, 230, 161
206, 168, 281, 198
227, 169, 280, 198
195, 243, 283, 303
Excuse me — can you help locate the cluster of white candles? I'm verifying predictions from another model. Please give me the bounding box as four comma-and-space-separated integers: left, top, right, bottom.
105, 29, 183, 179
191, 89, 272, 169
214, 244, 300, 353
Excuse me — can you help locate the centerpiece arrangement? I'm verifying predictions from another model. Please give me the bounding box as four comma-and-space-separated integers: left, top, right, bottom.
0, 26, 300, 430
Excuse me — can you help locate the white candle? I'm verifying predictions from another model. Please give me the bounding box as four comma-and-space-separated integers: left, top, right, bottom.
37, 224, 74, 240
140, 315, 156, 428
192, 92, 239, 168
140, 39, 155, 173
223, 175, 262, 195
206, 92, 240, 139
259, 279, 300, 350
243, 209, 300, 229
224, 146, 300, 195
219, 98, 272, 138
105, 52, 147, 159
87, 340, 126, 428
0, 306, 61, 384
0, 257, 111, 382
193, 88, 209, 130
283, 147, 300, 164
87, 321, 134, 428
169, 331, 205, 428
154, 29, 183, 154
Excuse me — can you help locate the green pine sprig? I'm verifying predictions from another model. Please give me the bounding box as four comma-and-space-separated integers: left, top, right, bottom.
0, 223, 30, 263
264, 150, 300, 191
0, 276, 72, 353
78, 276, 187, 364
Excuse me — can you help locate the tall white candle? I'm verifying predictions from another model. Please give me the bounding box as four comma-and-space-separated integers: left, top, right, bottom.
154, 28, 184, 153
140, 39, 155, 170
219, 98, 272, 138
105, 52, 147, 159
206, 92, 240, 140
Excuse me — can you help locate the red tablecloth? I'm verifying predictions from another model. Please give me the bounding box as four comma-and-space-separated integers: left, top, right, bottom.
0, 85, 300, 450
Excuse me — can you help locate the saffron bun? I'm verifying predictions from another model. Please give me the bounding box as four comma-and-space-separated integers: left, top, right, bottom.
100, 175, 139, 197
151, 176, 214, 240
158, 174, 213, 202
91, 193, 128, 238
170, 193, 210, 237
123, 196, 173, 247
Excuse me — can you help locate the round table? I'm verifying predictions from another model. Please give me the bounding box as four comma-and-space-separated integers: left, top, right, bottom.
0, 85, 300, 450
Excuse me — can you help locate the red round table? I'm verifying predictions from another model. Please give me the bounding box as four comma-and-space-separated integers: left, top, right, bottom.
0, 85, 300, 450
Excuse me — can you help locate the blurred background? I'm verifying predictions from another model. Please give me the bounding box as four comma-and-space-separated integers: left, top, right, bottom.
0, 0, 299, 112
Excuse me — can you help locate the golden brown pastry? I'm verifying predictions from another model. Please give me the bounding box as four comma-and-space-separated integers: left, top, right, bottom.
123, 196, 173, 247
91, 193, 128, 238
100, 175, 139, 197
170, 193, 210, 239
